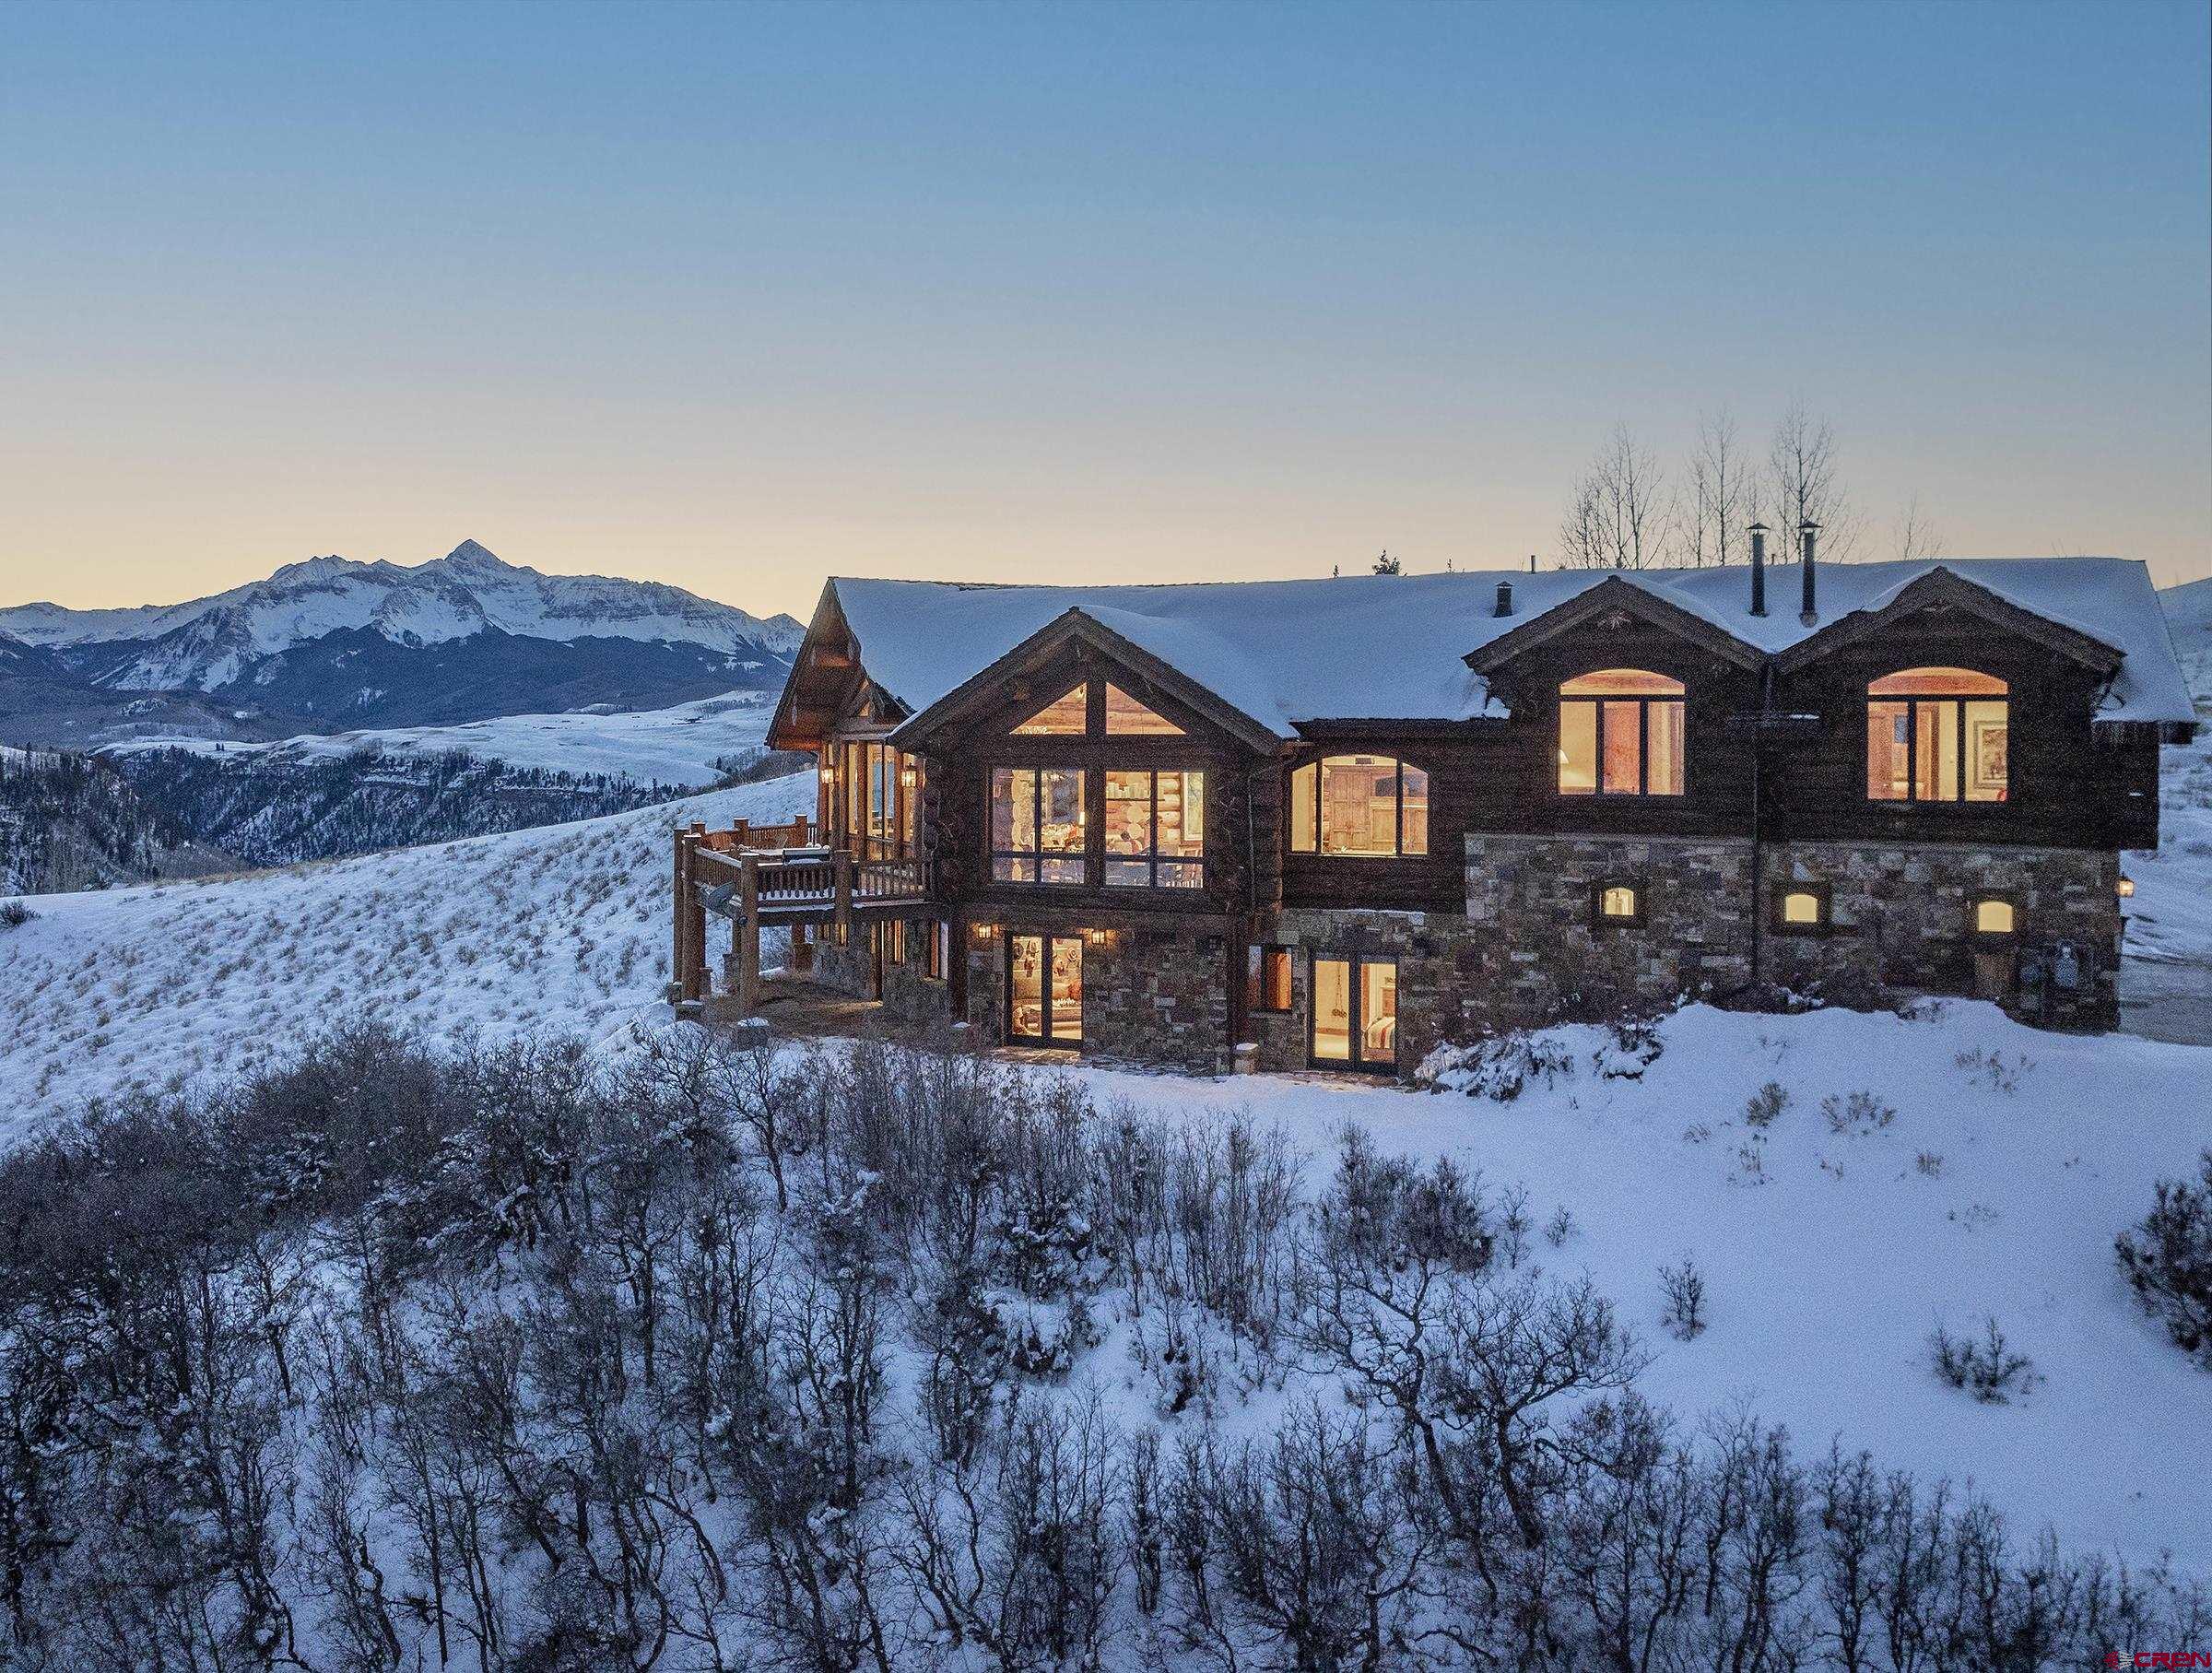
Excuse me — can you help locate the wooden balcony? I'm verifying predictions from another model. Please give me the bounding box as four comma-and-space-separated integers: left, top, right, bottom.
670, 816, 934, 1014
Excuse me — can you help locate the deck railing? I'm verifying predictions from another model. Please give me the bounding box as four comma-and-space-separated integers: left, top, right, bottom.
672, 814, 934, 1014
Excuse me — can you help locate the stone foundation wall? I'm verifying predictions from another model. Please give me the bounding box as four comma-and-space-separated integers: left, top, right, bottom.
1762, 840, 2118, 1028
963, 928, 1229, 1074
1462, 834, 1756, 1031
1083, 929, 1230, 1074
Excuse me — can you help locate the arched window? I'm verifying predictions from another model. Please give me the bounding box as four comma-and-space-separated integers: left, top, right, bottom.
1866, 668, 2007, 804
1559, 669, 1685, 796
1973, 898, 2017, 937
1288, 755, 1430, 857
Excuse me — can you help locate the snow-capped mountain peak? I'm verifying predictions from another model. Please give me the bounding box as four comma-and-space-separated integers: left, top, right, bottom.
0, 542, 806, 736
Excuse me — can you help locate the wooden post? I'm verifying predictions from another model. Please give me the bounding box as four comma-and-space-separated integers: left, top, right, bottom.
834, 850, 854, 944
737, 854, 761, 1016
672, 827, 708, 1000
671, 826, 690, 1001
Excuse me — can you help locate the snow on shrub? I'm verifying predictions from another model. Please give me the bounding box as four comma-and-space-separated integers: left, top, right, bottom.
2114, 1149, 2212, 1371
1416, 1017, 1660, 1101
0, 899, 32, 929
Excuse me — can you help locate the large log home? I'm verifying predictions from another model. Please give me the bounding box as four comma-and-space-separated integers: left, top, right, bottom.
677, 533, 2194, 1077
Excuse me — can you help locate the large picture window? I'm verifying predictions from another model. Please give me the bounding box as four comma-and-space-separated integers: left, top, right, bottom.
991, 767, 1085, 883
1103, 768, 1205, 888
1558, 670, 1685, 796
1866, 668, 2007, 804
1287, 755, 1430, 857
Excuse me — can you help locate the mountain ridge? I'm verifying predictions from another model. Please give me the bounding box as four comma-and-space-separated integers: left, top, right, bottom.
0, 541, 806, 748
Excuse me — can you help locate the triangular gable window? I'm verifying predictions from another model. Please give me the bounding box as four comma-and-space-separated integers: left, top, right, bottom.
1103, 683, 1183, 736
1012, 686, 1088, 735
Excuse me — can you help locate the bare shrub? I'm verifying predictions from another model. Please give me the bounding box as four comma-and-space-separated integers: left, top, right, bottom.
1660, 1258, 1707, 1339
1931, 1316, 2038, 1403
1743, 1081, 1790, 1129
2114, 1149, 2212, 1371
1821, 1090, 1897, 1135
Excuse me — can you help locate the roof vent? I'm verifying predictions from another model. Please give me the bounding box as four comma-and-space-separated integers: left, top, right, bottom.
1747, 522, 1769, 618
1799, 521, 1820, 625
1494, 581, 1513, 618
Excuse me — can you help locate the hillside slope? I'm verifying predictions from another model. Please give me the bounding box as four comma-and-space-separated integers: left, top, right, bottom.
0, 771, 815, 1118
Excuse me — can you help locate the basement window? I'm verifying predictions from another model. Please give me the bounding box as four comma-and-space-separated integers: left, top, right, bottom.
1593, 882, 1643, 926
1773, 886, 1831, 934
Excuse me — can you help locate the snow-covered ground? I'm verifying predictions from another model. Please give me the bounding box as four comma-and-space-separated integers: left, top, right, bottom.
0, 771, 815, 1120
1072, 1008, 2212, 1568
4, 760, 2209, 1567
97, 688, 778, 788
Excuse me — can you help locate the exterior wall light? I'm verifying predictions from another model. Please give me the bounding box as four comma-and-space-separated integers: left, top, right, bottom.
2116, 875, 2136, 899
900, 763, 919, 790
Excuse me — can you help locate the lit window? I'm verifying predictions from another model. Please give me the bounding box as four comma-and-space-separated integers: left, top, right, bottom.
1559, 670, 1685, 796
1973, 899, 2016, 936
1102, 768, 1205, 888
1245, 945, 1293, 1012
1012, 687, 1088, 735
1103, 684, 1183, 735
1775, 886, 1830, 932
1596, 883, 1640, 922
1287, 756, 1430, 857
990, 766, 1086, 883
1866, 669, 2006, 804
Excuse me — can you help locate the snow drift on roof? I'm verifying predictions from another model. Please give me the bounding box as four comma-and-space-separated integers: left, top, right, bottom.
825, 558, 2194, 736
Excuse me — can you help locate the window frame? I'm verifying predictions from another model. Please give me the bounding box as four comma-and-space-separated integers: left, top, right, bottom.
1102, 767, 1206, 890
988, 765, 1088, 887
1590, 879, 1646, 929
1245, 944, 1294, 1014
1970, 893, 2020, 942
1556, 670, 1687, 799
1286, 754, 1431, 860
1864, 668, 2009, 807
1771, 882, 1832, 936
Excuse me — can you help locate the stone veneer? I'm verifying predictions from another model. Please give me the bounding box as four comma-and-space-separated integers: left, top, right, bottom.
962, 927, 1229, 1075
794, 837, 2118, 1075
1759, 839, 2119, 1028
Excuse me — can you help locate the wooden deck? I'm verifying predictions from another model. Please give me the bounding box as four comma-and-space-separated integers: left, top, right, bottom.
671, 814, 935, 1014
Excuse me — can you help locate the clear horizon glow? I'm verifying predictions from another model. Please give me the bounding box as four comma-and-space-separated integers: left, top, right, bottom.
1, 0, 2206, 620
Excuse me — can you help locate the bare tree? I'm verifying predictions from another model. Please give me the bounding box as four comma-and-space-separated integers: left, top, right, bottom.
1759, 402, 1863, 560
1681, 407, 1750, 566
1891, 493, 1944, 562
1558, 424, 1675, 570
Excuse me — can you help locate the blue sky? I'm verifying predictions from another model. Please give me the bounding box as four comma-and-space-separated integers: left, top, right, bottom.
2, 0, 2206, 614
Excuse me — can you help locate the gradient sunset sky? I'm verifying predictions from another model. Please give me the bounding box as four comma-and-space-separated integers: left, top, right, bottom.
3, 0, 2206, 619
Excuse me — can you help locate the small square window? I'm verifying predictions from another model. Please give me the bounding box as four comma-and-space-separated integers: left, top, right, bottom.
1593, 882, 1643, 926
1773, 885, 1832, 934
1972, 898, 2017, 937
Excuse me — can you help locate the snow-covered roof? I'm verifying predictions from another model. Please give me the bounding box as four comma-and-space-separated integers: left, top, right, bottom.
825, 557, 2194, 736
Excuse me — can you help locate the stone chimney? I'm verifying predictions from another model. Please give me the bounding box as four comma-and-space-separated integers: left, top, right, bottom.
1798, 521, 1820, 625
1747, 522, 1769, 617
1494, 581, 1513, 618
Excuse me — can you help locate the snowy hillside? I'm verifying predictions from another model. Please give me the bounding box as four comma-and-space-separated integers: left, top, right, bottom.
4, 761, 2211, 1573
0, 770, 815, 1118
2161, 574, 2212, 697
100, 687, 779, 789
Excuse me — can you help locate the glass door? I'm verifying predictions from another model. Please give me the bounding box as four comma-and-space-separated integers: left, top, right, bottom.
1309, 955, 1396, 1072
1007, 934, 1084, 1047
